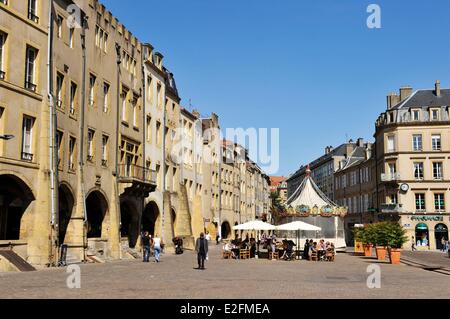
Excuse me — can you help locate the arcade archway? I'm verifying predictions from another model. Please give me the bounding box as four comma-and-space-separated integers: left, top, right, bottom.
86, 190, 108, 238
58, 184, 74, 244
142, 201, 159, 236
435, 224, 449, 250
0, 174, 34, 240
120, 200, 140, 248
221, 221, 231, 240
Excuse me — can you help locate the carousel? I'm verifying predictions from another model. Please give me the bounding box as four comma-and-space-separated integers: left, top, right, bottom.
274, 166, 348, 251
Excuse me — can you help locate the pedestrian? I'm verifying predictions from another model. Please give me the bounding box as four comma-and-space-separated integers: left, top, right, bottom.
411, 236, 417, 252
152, 234, 163, 263
141, 231, 151, 262
205, 231, 211, 241
441, 237, 446, 252
195, 232, 209, 270
216, 233, 220, 245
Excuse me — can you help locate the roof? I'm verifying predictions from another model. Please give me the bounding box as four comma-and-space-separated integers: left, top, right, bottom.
287, 175, 336, 208
270, 176, 287, 188
393, 89, 450, 110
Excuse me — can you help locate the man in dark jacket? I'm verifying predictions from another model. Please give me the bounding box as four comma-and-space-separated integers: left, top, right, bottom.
142, 231, 151, 262
195, 233, 209, 270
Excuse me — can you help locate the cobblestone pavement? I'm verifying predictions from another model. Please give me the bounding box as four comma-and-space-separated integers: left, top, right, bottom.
402, 251, 450, 269
0, 245, 449, 299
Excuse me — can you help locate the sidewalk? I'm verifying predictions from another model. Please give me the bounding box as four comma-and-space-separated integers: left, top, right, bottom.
401, 251, 450, 274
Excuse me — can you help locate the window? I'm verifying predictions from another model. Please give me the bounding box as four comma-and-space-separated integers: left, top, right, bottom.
415, 193, 426, 211
387, 135, 395, 152
69, 81, 77, 115
156, 121, 161, 145
103, 82, 110, 113
412, 109, 420, 121
89, 74, 96, 106
121, 88, 128, 122
433, 162, 443, 180
432, 134, 441, 151
0, 31, 6, 79
414, 162, 424, 180
147, 76, 153, 102
69, 136, 76, 171
69, 28, 74, 48
28, 0, 39, 23
434, 194, 445, 212
0, 0, 8, 5
146, 116, 151, 141
25, 46, 38, 91
56, 15, 63, 38
21, 116, 35, 161
56, 72, 64, 107
157, 83, 162, 108
87, 129, 95, 162
388, 163, 396, 176
56, 130, 63, 168
412, 134, 422, 151
389, 194, 398, 204
101, 135, 108, 166
132, 96, 138, 128
431, 109, 440, 121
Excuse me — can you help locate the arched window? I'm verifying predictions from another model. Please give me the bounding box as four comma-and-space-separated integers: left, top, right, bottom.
415, 223, 429, 247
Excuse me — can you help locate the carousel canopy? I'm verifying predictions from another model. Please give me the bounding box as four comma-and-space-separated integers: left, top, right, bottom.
286, 167, 337, 208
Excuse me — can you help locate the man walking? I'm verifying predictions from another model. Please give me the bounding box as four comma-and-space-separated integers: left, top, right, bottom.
195, 232, 209, 270
152, 234, 163, 263
142, 231, 151, 262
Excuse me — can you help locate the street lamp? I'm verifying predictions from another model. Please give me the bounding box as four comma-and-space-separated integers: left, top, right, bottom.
0, 134, 14, 140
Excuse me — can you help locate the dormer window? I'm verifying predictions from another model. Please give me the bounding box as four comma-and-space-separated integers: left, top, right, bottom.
412, 109, 421, 121
389, 112, 395, 123
431, 108, 440, 121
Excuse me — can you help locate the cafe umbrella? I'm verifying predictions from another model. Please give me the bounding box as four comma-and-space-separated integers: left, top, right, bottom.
233, 220, 276, 258
276, 221, 322, 256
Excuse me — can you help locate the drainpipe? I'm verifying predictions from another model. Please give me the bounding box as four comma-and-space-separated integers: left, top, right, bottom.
140, 50, 146, 237
115, 43, 122, 257
47, 0, 59, 266
161, 88, 167, 242
79, 16, 88, 261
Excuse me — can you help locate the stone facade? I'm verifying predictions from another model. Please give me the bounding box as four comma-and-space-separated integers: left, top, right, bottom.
0, 0, 272, 270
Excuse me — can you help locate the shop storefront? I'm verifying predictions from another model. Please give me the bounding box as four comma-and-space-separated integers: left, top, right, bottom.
401, 215, 450, 251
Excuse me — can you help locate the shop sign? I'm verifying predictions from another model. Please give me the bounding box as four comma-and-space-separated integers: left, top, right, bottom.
411, 216, 443, 222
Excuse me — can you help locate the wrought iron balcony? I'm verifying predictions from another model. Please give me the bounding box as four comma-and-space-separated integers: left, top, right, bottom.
381, 173, 401, 182
118, 164, 156, 185
380, 203, 404, 213
101, 159, 108, 167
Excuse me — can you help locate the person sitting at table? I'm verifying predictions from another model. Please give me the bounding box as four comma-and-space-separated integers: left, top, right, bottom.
309, 242, 318, 259
249, 238, 257, 258
303, 239, 310, 260
243, 234, 250, 244
317, 240, 326, 260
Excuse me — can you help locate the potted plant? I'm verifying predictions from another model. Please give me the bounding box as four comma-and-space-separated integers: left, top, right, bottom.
384, 222, 408, 265
374, 222, 389, 261
359, 225, 375, 257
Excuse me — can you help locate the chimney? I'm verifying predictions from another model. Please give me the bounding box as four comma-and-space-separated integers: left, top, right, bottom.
399, 86, 413, 101
387, 92, 400, 109
357, 138, 364, 147
435, 80, 441, 97
365, 144, 372, 160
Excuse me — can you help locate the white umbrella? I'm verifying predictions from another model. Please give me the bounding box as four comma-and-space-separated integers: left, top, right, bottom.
276, 222, 322, 259
233, 220, 276, 231
233, 220, 276, 258
276, 221, 321, 231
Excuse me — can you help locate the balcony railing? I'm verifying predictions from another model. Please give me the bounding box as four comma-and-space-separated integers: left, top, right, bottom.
118, 164, 156, 185
0, 70, 5, 80
380, 203, 404, 213
381, 173, 401, 182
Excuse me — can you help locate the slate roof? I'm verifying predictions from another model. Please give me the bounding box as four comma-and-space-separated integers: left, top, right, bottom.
393, 89, 450, 110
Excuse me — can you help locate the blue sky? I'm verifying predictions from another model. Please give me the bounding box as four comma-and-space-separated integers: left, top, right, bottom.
102, 0, 450, 176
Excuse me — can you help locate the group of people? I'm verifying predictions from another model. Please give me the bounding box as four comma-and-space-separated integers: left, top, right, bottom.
223, 234, 257, 259
303, 239, 335, 261
141, 231, 164, 263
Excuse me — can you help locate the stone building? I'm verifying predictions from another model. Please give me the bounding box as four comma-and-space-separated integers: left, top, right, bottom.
0, 0, 271, 269
374, 81, 450, 251
334, 143, 376, 245
287, 139, 368, 203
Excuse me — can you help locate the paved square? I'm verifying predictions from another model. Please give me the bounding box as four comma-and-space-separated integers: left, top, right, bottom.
0, 246, 449, 299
